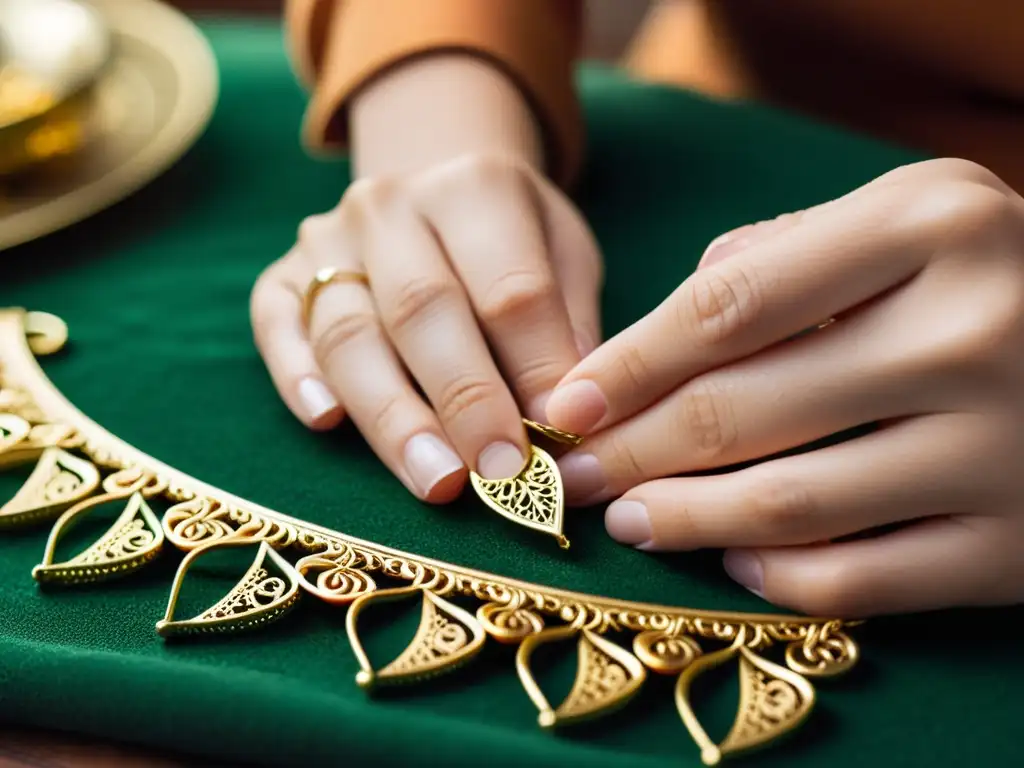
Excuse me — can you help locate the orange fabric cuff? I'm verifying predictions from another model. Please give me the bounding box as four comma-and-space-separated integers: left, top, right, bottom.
284, 0, 584, 186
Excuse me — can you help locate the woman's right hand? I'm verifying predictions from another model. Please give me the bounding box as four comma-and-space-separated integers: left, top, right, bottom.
250, 151, 602, 503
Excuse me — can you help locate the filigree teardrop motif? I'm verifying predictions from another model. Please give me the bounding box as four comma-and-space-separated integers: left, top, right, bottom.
0, 447, 99, 527
517, 625, 647, 728
32, 491, 164, 585
470, 445, 569, 548
675, 637, 815, 766
156, 540, 301, 638
0, 413, 30, 456
346, 586, 486, 690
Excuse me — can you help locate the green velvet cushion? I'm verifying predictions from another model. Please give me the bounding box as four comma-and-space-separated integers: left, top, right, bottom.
0, 19, 1019, 768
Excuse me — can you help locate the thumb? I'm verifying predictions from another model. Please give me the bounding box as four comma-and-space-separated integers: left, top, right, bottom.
537, 182, 604, 357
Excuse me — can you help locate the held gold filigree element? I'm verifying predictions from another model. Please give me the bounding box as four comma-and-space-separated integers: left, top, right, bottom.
156, 540, 301, 638
517, 621, 647, 728
676, 627, 816, 766
347, 583, 486, 690
522, 419, 584, 447
0, 446, 99, 527
0, 308, 865, 763
470, 444, 570, 549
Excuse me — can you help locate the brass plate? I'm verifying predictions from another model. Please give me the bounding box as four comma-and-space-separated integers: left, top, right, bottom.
0, 0, 218, 251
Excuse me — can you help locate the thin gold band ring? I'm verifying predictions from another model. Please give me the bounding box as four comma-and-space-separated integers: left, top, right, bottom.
301, 266, 370, 329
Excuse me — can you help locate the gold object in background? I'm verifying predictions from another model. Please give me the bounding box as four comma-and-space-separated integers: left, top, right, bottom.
0, 309, 864, 765
0, 0, 112, 176
0, 0, 219, 252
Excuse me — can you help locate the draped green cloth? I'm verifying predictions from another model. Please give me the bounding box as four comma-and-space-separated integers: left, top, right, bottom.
0, 19, 1019, 768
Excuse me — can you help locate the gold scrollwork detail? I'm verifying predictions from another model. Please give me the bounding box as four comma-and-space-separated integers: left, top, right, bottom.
784, 621, 859, 678
633, 628, 702, 674
296, 546, 377, 604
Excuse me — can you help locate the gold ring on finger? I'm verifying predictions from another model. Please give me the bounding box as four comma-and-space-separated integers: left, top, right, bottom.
302, 266, 370, 329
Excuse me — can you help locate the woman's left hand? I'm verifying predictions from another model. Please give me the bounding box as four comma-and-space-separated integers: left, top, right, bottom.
544, 159, 1024, 618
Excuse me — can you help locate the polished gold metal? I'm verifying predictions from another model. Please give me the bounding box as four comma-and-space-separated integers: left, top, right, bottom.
477, 599, 545, 644
522, 419, 584, 447
33, 490, 163, 585
0, 0, 112, 176
1, 0, 219, 252
24, 312, 69, 356
470, 444, 570, 549
675, 628, 816, 766
633, 627, 703, 674
156, 539, 301, 638
0, 446, 99, 527
0, 308, 863, 762
517, 621, 647, 729
347, 583, 486, 690
301, 267, 371, 329
295, 545, 376, 605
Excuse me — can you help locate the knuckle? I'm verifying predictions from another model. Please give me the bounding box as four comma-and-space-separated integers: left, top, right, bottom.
369, 391, 406, 440
385, 275, 461, 334
607, 431, 648, 480
613, 343, 651, 393
296, 211, 336, 247
476, 269, 557, 324
507, 353, 568, 399
785, 563, 870, 618
743, 471, 817, 537
435, 374, 503, 425
684, 263, 764, 346
343, 177, 403, 217
926, 158, 1005, 189
312, 310, 379, 363
677, 378, 738, 465
902, 180, 1018, 245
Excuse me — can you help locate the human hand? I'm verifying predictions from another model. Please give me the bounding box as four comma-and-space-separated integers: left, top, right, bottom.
251, 153, 602, 504
545, 159, 1024, 617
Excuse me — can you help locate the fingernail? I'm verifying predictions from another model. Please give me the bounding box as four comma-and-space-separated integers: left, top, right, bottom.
574, 328, 596, 357
477, 441, 526, 479
298, 377, 338, 421
546, 380, 608, 435
605, 500, 652, 548
528, 391, 552, 422
404, 433, 465, 496
557, 453, 607, 502
698, 224, 756, 268
723, 551, 765, 598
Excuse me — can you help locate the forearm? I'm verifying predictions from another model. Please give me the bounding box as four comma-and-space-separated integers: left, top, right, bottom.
350, 55, 545, 180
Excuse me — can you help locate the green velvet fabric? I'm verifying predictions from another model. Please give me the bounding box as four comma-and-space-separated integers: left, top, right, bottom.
1, 19, 1021, 767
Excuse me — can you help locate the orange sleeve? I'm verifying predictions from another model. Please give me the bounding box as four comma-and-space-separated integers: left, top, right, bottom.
284, 0, 585, 185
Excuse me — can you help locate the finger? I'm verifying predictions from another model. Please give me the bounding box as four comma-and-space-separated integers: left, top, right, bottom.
545, 164, 991, 435
300, 210, 468, 503
601, 413, 999, 551
724, 515, 1020, 617
697, 158, 1015, 270
352, 181, 530, 479
414, 157, 582, 419
557, 291, 953, 501
535, 178, 604, 357
250, 254, 343, 430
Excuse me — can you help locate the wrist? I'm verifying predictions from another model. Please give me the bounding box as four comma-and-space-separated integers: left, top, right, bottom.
350, 54, 546, 179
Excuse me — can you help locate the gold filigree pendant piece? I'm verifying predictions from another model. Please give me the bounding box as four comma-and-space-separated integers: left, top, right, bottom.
347, 585, 486, 690
471, 444, 569, 549
0, 447, 99, 528
675, 630, 816, 765
157, 540, 301, 638
517, 624, 647, 728
33, 491, 164, 585
0, 309, 865, 763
